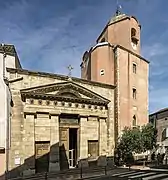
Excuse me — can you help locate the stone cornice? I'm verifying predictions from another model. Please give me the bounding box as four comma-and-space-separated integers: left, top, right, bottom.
7, 68, 116, 89
9, 77, 23, 83
21, 92, 109, 106
113, 44, 149, 63
90, 43, 149, 64
20, 81, 110, 102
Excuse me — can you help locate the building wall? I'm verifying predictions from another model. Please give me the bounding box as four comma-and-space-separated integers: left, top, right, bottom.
81, 14, 148, 136
0, 153, 5, 179
90, 44, 115, 85
81, 44, 148, 135
7, 70, 115, 176
0, 52, 17, 147
117, 48, 148, 133
81, 51, 91, 80
156, 118, 168, 146
0, 52, 18, 177
150, 110, 168, 148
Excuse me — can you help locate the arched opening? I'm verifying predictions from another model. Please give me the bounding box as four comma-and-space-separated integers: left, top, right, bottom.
132, 115, 136, 127
131, 28, 136, 37
131, 28, 138, 50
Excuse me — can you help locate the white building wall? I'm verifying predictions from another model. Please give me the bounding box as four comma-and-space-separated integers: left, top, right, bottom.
0, 53, 16, 149
0, 53, 6, 149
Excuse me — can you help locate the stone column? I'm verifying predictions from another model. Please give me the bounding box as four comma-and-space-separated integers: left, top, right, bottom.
79, 116, 88, 159
97, 117, 107, 167
49, 115, 60, 172
99, 118, 107, 156
23, 114, 35, 174
107, 103, 115, 156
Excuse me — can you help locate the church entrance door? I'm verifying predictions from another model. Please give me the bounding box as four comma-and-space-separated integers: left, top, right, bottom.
59, 127, 78, 169
59, 114, 79, 170
69, 128, 78, 168
59, 127, 69, 170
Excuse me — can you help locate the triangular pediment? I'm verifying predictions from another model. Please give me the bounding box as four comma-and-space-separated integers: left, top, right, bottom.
20, 81, 110, 105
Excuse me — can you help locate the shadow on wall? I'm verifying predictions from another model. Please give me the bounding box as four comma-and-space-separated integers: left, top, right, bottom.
0, 141, 115, 180
0, 142, 65, 179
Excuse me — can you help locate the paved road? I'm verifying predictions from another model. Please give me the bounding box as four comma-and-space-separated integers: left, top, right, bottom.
84, 169, 168, 180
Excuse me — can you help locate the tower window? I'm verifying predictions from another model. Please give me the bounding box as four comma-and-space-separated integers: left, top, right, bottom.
132, 115, 136, 127
131, 28, 136, 37
131, 28, 138, 50
133, 63, 137, 74
133, 88, 137, 99
100, 69, 105, 76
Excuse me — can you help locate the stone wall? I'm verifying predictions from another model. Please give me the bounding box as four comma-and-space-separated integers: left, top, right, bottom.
8, 69, 115, 175
79, 116, 106, 159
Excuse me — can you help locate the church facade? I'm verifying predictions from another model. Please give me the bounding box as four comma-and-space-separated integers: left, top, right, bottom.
0, 12, 149, 178
7, 68, 115, 177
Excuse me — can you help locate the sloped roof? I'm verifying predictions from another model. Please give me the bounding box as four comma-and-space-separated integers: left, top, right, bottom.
0, 44, 22, 69
150, 108, 168, 116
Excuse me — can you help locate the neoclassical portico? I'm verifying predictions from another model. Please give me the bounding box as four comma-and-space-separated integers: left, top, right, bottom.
17, 81, 110, 173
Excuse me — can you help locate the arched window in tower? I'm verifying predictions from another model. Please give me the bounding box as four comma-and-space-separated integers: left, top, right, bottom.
131, 28, 138, 50
131, 28, 136, 37
132, 115, 136, 127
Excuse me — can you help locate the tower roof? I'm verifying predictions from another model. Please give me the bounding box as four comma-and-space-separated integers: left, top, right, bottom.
108, 13, 127, 25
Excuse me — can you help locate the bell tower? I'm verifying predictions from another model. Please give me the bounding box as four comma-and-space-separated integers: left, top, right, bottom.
80, 10, 149, 136
96, 11, 141, 55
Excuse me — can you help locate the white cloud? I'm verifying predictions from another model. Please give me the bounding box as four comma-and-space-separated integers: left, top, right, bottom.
142, 43, 168, 59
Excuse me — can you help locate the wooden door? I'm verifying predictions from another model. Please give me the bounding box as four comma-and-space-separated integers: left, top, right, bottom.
59, 128, 69, 170
35, 141, 50, 173
88, 140, 99, 158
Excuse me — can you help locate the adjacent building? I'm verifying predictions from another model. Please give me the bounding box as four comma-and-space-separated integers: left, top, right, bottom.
0, 11, 149, 178
0, 45, 22, 178
149, 108, 168, 154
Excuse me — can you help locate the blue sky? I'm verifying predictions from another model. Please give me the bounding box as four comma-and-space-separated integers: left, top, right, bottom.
0, 0, 167, 113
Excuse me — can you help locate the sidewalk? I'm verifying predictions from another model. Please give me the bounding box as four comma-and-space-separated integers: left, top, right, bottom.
121, 165, 150, 170
122, 164, 168, 172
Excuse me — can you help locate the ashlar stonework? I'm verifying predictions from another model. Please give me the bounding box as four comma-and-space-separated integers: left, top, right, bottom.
7, 68, 115, 176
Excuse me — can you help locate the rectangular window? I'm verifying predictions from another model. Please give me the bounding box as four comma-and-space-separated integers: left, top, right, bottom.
0, 148, 5, 154
88, 140, 99, 158
133, 63, 136, 74
133, 88, 137, 99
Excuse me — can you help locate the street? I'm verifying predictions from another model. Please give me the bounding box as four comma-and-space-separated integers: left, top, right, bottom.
84, 168, 168, 180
